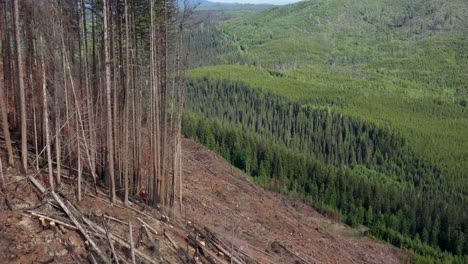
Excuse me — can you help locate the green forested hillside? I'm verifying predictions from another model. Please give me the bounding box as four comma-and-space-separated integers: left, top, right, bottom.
185, 0, 468, 262
188, 65, 468, 194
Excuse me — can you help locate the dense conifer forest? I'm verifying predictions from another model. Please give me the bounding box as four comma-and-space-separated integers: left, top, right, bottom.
182, 0, 468, 262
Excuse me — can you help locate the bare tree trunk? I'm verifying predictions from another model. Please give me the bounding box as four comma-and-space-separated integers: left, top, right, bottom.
62, 50, 69, 186
9, 1, 19, 129
103, 0, 116, 203
62, 34, 98, 191
111, 0, 121, 190
150, 0, 161, 205
0, 156, 5, 190
41, 46, 54, 190
54, 34, 62, 187
1, 0, 186, 214
129, 220, 136, 264
77, 117, 82, 201
32, 102, 39, 172
81, 0, 96, 179
14, 0, 28, 172
0, 6, 14, 167
161, 0, 169, 208
0, 61, 14, 167
91, 0, 97, 83
123, 0, 131, 206
54, 17, 62, 187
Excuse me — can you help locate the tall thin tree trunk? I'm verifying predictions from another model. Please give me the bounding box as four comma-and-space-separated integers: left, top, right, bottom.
9, 1, 19, 129
103, 0, 116, 203
14, 0, 28, 172
0, 59, 14, 167
0, 155, 5, 190
81, 0, 96, 179
54, 18, 62, 185
41, 44, 54, 190
32, 102, 39, 172
123, 0, 131, 205
0, 4, 14, 166
77, 116, 82, 201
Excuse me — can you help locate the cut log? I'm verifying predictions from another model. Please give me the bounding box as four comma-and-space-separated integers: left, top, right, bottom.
25, 211, 78, 231
50, 191, 110, 263
73, 205, 159, 264
141, 224, 159, 256
137, 217, 158, 235
102, 216, 119, 264
129, 220, 136, 264
104, 214, 129, 226
164, 231, 191, 262
185, 234, 227, 264
29, 175, 46, 193
198, 226, 245, 264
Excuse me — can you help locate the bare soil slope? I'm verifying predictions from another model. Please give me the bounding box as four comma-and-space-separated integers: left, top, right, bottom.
0, 138, 404, 263
181, 138, 404, 264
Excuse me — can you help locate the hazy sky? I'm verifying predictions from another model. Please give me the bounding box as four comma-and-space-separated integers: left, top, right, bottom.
211, 0, 302, 5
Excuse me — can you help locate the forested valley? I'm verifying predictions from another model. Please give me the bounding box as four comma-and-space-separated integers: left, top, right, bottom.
0, 0, 467, 263
182, 0, 468, 263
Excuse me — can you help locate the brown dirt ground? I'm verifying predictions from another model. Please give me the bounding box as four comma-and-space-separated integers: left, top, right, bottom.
0, 138, 406, 263
180, 138, 405, 264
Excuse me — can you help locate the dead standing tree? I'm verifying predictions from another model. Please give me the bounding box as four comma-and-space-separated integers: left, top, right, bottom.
103, 0, 117, 203
13, 0, 28, 173
0, 0, 190, 215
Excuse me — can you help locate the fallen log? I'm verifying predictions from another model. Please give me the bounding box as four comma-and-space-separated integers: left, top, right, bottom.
137, 217, 158, 235
199, 226, 245, 264
186, 234, 205, 257
50, 191, 110, 263
141, 224, 160, 256
186, 234, 227, 264
104, 214, 129, 226
74, 207, 160, 264
102, 216, 119, 264
1, 191, 13, 211
281, 244, 312, 264
29, 175, 46, 193
87, 193, 161, 226
129, 221, 136, 264
25, 211, 78, 231
26, 175, 109, 262
164, 231, 191, 262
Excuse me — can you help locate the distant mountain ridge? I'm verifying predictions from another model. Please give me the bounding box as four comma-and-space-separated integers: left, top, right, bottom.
192, 0, 275, 7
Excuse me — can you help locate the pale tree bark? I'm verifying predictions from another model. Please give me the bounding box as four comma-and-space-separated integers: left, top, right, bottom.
77, 116, 82, 201
32, 102, 39, 172
80, 0, 96, 179
53, 6, 62, 185
103, 0, 116, 203
54, 23, 62, 186
132, 9, 142, 197
62, 49, 69, 186
14, 0, 28, 172
124, 0, 130, 206
150, 0, 161, 205
41, 44, 54, 189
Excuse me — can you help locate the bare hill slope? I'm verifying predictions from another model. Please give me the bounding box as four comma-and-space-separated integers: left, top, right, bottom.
0, 138, 404, 263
